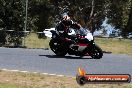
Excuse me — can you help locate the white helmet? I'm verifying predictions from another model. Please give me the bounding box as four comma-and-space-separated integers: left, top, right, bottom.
62, 13, 70, 20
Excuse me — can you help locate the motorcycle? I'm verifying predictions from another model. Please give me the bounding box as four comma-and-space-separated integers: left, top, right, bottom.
44, 27, 103, 59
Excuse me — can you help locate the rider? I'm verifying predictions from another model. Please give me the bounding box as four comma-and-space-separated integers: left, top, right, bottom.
56, 13, 81, 40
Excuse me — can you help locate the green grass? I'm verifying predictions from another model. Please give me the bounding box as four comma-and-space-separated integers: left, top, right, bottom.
0, 83, 16, 88
25, 33, 50, 48
95, 38, 132, 55
0, 70, 132, 88
24, 33, 132, 55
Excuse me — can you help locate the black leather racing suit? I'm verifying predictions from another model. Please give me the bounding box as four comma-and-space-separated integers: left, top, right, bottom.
56, 19, 80, 39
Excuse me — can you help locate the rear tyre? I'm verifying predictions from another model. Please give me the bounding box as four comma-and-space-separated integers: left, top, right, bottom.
90, 44, 103, 59
49, 39, 67, 56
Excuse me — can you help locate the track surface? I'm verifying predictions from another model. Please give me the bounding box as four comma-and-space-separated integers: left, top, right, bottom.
0, 48, 132, 76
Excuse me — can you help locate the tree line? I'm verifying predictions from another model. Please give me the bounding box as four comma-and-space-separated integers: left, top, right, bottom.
0, 0, 132, 36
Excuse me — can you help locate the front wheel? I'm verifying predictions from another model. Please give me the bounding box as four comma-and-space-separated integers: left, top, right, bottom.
49, 39, 67, 56
89, 44, 103, 59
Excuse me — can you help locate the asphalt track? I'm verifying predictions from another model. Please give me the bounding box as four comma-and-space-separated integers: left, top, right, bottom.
0, 47, 132, 77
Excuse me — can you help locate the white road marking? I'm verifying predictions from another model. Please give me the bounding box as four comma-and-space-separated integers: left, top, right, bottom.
1, 68, 75, 78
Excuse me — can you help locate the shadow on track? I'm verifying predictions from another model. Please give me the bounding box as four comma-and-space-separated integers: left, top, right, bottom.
39, 55, 94, 59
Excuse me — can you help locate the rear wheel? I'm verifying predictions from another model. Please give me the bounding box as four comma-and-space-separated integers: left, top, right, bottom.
49, 39, 67, 56
89, 44, 103, 59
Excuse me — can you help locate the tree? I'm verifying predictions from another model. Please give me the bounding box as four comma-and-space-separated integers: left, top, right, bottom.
0, 0, 24, 31
105, 0, 132, 35
49, 0, 106, 33
28, 0, 54, 32
125, 0, 132, 34
0, 0, 24, 45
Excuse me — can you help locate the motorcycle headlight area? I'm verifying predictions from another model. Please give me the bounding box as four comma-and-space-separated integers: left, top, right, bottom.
85, 33, 93, 41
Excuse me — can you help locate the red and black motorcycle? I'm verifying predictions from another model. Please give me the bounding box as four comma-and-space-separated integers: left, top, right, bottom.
48, 28, 103, 59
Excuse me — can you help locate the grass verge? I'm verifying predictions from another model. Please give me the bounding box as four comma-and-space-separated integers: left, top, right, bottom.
25, 33, 132, 55
0, 70, 132, 88
95, 38, 132, 55
25, 33, 50, 48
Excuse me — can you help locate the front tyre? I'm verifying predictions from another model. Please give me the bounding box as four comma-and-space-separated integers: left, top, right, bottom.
49, 39, 67, 56
90, 44, 103, 59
